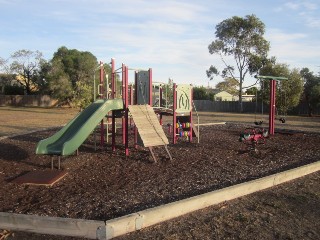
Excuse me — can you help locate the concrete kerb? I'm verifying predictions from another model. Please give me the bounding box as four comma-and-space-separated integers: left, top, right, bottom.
105, 161, 320, 239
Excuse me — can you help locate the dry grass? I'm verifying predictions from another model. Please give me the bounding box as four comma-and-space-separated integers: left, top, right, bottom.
0, 106, 78, 137
0, 106, 319, 138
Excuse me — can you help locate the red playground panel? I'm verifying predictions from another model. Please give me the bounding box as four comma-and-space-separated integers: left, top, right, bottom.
12, 170, 67, 186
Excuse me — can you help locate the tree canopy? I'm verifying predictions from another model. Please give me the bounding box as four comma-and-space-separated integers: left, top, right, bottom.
0, 50, 46, 94
48, 46, 98, 109
259, 63, 304, 115
207, 14, 270, 112
215, 77, 239, 95
300, 68, 320, 116
193, 86, 214, 101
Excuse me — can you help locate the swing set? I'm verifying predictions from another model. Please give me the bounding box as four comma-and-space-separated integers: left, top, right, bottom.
240, 75, 288, 152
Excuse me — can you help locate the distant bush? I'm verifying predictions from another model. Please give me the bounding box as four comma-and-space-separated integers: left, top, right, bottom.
4, 85, 25, 95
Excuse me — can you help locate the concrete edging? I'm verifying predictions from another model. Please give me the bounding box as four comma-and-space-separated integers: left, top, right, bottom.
105, 161, 320, 239
0, 213, 106, 239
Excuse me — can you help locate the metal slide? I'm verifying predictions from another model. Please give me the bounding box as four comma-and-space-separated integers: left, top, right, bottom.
36, 99, 123, 156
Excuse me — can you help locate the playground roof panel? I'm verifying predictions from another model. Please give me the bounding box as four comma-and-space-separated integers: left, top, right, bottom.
255, 75, 288, 81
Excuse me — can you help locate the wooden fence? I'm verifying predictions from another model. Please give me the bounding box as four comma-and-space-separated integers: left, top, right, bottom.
0, 95, 57, 107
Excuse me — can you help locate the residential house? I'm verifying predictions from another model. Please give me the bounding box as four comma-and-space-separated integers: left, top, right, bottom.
242, 93, 255, 102
206, 88, 237, 101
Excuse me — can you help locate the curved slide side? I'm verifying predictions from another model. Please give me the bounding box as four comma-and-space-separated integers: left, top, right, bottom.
36, 99, 123, 156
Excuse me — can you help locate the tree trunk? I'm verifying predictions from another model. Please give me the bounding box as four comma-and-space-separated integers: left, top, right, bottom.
239, 77, 243, 112
306, 95, 313, 117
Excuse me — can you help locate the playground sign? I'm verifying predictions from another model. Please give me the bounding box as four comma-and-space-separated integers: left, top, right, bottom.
176, 84, 192, 113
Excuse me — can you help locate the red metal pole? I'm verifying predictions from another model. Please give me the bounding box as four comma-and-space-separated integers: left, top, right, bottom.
111, 58, 115, 99
125, 66, 129, 156
99, 61, 104, 147
122, 64, 126, 145
111, 58, 116, 151
173, 83, 177, 144
269, 79, 276, 135
189, 85, 193, 142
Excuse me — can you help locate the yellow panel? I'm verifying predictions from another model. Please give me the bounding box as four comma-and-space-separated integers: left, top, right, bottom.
176, 84, 192, 113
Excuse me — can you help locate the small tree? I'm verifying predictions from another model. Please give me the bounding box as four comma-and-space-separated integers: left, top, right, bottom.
300, 68, 320, 116
9, 50, 46, 94
207, 14, 270, 112
48, 46, 98, 109
193, 86, 209, 100
215, 77, 239, 95
245, 87, 258, 95
259, 63, 304, 115
48, 60, 73, 106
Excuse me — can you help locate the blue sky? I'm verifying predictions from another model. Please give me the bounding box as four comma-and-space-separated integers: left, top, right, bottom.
1, 0, 319, 87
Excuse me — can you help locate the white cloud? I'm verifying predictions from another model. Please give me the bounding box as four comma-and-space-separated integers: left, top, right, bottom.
280, 0, 319, 29
267, 29, 307, 42
267, 28, 320, 72
284, 2, 300, 10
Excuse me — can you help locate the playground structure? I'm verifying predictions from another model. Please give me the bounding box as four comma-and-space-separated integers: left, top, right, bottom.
239, 127, 269, 152
239, 75, 288, 152
152, 82, 199, 144
36, 58, 173, 165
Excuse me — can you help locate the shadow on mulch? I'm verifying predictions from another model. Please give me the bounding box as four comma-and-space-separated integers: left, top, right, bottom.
0, 142, 29, 161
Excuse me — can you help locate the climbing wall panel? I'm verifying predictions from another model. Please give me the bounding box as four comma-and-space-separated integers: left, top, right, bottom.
128, 105, 169, 147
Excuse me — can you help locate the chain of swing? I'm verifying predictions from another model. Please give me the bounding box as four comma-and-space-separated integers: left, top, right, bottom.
254, 80, 287, 125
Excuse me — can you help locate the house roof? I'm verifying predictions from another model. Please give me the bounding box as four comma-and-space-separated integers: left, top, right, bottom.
206, 88, 230, 94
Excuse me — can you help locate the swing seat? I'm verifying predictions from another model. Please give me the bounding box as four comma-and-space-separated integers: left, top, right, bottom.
254, 121, 263, 125
279, 117, 286, 123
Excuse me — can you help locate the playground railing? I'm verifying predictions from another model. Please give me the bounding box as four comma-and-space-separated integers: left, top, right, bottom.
192, 100, 200, 144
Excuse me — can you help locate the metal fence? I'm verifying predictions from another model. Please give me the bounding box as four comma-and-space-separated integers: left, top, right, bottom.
193, 100, 320, 115
0, 96, 318, 115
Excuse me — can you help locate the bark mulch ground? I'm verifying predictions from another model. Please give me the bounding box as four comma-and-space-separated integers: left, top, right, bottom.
1, 122, 319, 239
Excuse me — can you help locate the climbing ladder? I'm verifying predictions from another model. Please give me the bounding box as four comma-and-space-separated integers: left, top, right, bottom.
128, 105, 172, 162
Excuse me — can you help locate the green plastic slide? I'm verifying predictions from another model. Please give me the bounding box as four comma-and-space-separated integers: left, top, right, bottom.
36, 99, 123, 156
